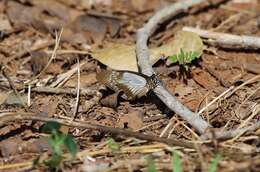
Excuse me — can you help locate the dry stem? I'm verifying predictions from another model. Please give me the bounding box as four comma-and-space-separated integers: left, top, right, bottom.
0, 112, 194, 148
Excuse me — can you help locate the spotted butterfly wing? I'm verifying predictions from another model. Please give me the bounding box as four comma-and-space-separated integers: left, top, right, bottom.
97, 70, 156, 100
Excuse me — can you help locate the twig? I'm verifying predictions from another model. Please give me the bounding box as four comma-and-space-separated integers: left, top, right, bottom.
72, 57, 81, 120
31, 87, 101, 97
84, 95, 102, 113
201, 121, 260, 140
27, 84, 31, 106
183, 27, 260, 49
230, 104, 259, 142
197, 86, 234, 115
135, 0, 213, 134
49, 61, 86, 88
4, 40, 55, 65
45, 49, 90, 55
0, 112, 194, 148
210, 12, 248, 32
236, 86, 260, 117
1, 68, 28, 109
224, 74, 260, 99
160, 118, 175, 138
26, 29, 63, 85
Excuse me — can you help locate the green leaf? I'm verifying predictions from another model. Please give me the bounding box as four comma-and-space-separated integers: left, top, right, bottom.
146, 156, 157, 172
43, 153, 62, 169
64, 135, 78, 156
169, 55, 178, 63
208, 154, 222, 172
172, 150, 182, 172
42, 121, 61, 134
107, 138, 120, 152
48, 135, 64, 156
40, 122, 79, 170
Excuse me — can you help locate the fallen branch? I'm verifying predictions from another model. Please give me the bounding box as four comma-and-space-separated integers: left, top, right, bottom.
201, 121, 260, 140
31, 87, 101, 97
135, 0, 218, 134
0, 112, 194, 148
183, 26, 260, 49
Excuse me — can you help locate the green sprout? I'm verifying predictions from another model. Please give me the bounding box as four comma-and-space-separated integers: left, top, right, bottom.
40, 121, 78, 170
172, 150, 182, 172
208, 154, 222, 172
146, 156, 157, 172
107, 137, 120, 153
169, 48, 200, 71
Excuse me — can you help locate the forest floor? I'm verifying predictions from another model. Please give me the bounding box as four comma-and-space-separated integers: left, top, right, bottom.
0, 0, 259, 171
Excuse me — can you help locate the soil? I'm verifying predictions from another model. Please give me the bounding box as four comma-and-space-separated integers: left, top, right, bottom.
0, 0, 259, 171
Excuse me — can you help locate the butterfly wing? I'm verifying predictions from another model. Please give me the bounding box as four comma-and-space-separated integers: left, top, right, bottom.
96, 70, 121, 92
97, 70, 150, 100
117, 72, 149, 99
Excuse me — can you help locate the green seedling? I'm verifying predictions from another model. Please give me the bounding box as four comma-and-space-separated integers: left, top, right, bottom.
40, 121, 78, 170
208, 154, 222, 172
169, 48, 200, 71
146, 156, 157, 172
172, 150, 182, 172
107, 137, 120, 153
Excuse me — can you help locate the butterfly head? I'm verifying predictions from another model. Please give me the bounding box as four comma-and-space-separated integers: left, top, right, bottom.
147, 74, 161, 89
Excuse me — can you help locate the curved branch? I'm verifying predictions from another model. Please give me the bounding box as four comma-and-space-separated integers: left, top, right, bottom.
135, 0, 214, 134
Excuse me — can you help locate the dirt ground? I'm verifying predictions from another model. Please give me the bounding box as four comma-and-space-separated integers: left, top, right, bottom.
0, 0, 259, 171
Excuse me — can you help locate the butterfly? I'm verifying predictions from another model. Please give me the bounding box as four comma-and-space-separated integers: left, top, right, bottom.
97, 70, 161, 100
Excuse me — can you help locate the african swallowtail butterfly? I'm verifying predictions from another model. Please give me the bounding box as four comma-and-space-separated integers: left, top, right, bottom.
97, 70, 161, 100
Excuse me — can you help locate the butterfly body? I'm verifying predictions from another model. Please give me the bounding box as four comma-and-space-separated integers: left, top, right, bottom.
97, 70, 160, 100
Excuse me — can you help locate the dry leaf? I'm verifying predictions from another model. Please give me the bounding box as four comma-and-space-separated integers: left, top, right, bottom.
91, 31, 203, 71
0, 91, 11, 105
0, 91, 27, 106
119, 110, 144, 130
0, 14, 12, 32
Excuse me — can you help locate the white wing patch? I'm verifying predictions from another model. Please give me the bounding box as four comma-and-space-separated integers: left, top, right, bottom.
118, 72, 148, 98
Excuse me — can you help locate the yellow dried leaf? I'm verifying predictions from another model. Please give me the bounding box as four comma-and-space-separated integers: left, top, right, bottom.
91, 31, 203, 71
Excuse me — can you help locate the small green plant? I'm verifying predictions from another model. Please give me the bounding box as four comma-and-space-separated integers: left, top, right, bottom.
208, 154, 222, 172
172, 150, 182, 172
169, 48, 200, 71
107, 137, 120, 153
41, 121, 78, 169
146, 156, 157, 172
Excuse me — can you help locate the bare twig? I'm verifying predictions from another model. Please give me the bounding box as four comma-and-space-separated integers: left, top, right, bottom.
183, 27, 260, 49
197, 86, 234, 115
135, 0, 214, 134
31, 87, 100, 97
4, 40, 55, 65
72, 57, 81, 120
49, 61, 87, 88
84, 95, 102, 113
1, 68, 28, 109
201, 121, 260, 140
224, 74, 260, 99
26, 29, 63, 85
0, 112, 194, 148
